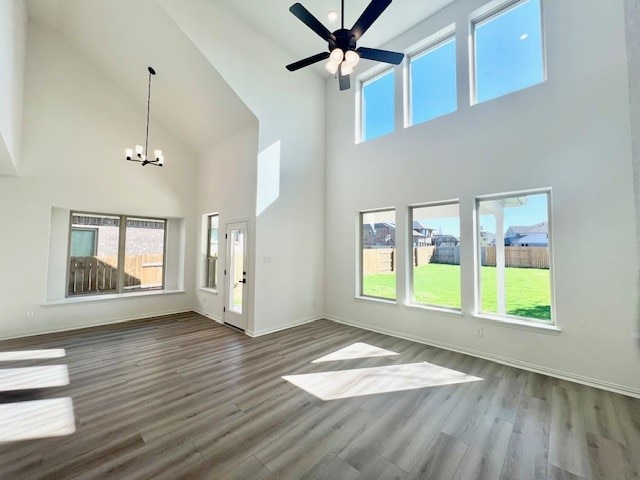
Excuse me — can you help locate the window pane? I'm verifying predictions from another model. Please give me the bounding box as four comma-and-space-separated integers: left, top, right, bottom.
124, 218, 165, 291
477, 192, 551, 321
361, 209, 396, 300
68, 214, 119, 296
410, 203, 461, 309
362, 69, 395, 141
475, 0, 544, 103
411, 38, 457, 125
206, 215, 219, 289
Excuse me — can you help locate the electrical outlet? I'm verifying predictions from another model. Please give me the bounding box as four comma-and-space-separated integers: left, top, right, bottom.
475, 328, 483, 337
26, 311, 34, 318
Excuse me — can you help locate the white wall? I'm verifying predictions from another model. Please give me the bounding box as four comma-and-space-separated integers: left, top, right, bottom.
161, 0, 326, 335
325, 0, 640, 394
0, 24, 198, 339
0, 0, 26, 175
194, 123, 259, 329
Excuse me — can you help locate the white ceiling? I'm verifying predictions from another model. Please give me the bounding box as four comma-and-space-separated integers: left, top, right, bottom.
25, 0, 456, 152
218, 0, 457, 76
26, 0, 257, 155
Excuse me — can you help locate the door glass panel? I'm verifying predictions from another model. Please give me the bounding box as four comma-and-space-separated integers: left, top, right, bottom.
228, 228, 245, 314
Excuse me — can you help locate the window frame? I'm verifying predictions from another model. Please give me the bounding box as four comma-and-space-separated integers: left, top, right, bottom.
205, 213, 220, 291
469, 0, 547, 105
66, 211, 168, 298
474, 188, 556, 326
405, 24, 457, 128
357, 65, 396, 144
407, 200, 461, 312
358, 207, 397, 302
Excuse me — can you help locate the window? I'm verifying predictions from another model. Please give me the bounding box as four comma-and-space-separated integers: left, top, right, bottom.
472, 0, 545, 104
360, 209, 396, 300
409, 202, 461, 309
476, 190, 553, 322
68, 213, 166, 296
409, 33, 457, 125
206, 214, 219, 289
361, 68, 395, 142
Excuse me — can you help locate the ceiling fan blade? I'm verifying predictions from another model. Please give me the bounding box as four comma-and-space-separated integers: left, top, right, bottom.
356, 47, 404, 65
286, 52, 330, 71
350, 0, 392, 41
290, 3, 336, 42
339, 71, 351, 91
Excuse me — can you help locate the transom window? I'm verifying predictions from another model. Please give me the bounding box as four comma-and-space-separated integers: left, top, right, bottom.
360, 68, 395, 142
472, 0, 545, 104
68, 212, 166, 296
409, 29, 457, 126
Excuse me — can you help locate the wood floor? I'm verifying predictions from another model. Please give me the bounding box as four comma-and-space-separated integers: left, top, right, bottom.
0, 313, 638, 479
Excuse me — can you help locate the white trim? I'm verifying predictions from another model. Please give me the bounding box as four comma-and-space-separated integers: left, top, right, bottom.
0, 309, 193, 342
354, 296, 397, 306
193, 308, 222, 324
42, 289, 185, 306
473, 313, 561, 335
325, 314, 640, 399
403, 303, 463, 318
246, 316, 322, 338
198, 287, 218, 295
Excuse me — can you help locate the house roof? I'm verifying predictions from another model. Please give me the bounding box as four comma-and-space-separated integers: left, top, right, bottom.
510, 233, 548, 245
507, 222, 548, 235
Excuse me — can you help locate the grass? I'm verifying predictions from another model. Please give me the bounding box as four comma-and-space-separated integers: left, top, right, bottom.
363, 263, 551, 320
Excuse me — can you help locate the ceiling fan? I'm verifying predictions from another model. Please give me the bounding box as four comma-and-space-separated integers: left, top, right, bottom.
285, 0, 404, 91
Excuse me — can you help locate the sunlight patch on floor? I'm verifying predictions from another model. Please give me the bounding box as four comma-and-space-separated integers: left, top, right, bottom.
283, 362, 483, 400
312, 342, 399, 363
0, 398, 76, 442
0, 365, 69, 391
0, 349, 66, 361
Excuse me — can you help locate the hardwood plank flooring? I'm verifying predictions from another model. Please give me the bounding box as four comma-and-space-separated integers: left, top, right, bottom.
0, 313, 638, 479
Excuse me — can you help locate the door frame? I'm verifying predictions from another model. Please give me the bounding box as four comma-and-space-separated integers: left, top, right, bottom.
223, 219, 250, 331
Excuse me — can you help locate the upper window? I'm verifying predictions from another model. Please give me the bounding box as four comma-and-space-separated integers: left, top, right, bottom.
409, 202, 461, 310
206, 214, 219, 290
476, 190, 553, 323
68, 213, 166, 297
361, 68, 395, 142
472, 0, 545, 104
409, 33, 457, 126
360, 209, 396, 300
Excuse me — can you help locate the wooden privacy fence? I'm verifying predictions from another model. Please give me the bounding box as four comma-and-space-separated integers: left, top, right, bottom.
68, 255, 164, 295
481, 246, 549, 269
364, 246, 549, 275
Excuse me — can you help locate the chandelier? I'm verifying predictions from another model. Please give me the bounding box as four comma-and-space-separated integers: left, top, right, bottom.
125, 67, 164, 167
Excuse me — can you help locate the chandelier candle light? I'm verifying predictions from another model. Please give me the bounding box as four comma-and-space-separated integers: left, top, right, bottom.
125, 67, 164, 167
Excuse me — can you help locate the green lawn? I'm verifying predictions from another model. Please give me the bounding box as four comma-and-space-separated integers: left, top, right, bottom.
363, 263, 551, 320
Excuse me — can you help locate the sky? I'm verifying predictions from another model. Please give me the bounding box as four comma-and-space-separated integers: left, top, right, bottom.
362, 0, 543, 139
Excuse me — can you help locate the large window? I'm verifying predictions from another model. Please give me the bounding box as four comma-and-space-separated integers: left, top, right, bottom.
409, 32, 457, 126
360, 209, 396, 300
68, 213, 166, 297
476, 190, 553, 322
472, 0, 545, 104
361, 68, 395, 142
409, 202, 461, 310
206, 214, 219, 289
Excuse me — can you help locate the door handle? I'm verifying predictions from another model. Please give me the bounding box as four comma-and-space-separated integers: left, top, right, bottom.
238, 279, 246, 284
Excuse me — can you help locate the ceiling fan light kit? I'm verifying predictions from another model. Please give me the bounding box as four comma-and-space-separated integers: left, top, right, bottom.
125, 66, 164, 167
285, 0, 404, 91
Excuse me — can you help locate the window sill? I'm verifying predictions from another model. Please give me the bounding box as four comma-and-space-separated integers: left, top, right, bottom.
354, 296, 397, 306
198, 287, 218, 295
43, 289, 186, 306
404, 303, 463, 318
472, 313, 561, 335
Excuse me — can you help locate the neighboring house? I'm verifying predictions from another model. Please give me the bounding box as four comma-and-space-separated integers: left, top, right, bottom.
431, 234, 459, 247
412, 221, 437, 245
363, 222, 430, 248
504, 222, 548, 246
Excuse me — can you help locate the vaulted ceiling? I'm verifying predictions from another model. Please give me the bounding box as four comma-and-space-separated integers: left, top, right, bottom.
26, 0, 457, 153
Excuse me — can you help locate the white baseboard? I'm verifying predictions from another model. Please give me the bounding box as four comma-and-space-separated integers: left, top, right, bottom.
192, 308, 222, 324
246, 315, 322, 338
0, 309, 194, 342
325, 314, 640, 400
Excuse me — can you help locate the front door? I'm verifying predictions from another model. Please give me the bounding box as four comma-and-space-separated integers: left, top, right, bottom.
224, 221, 248, 331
